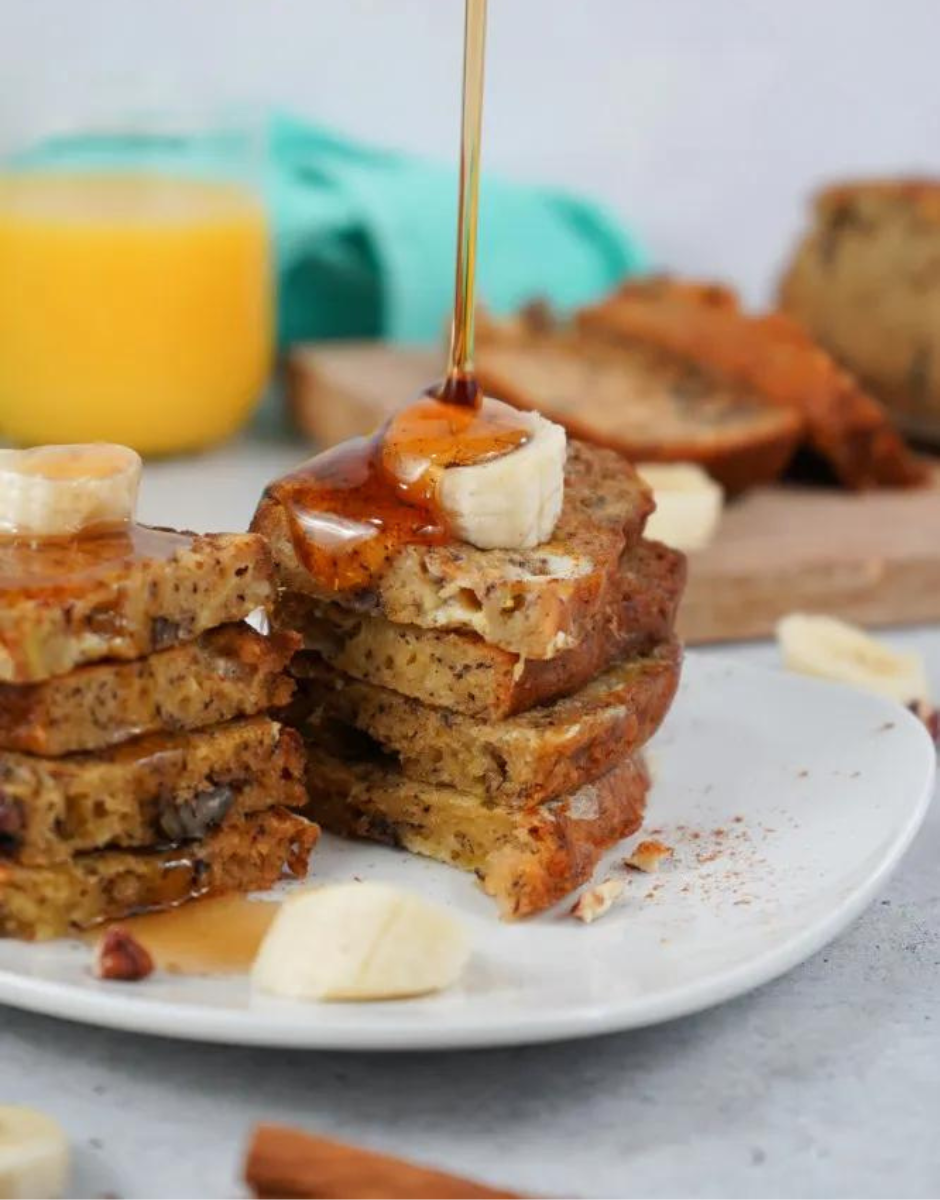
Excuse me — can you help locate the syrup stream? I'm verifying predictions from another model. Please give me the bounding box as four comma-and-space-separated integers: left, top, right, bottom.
441, 0, 488, 409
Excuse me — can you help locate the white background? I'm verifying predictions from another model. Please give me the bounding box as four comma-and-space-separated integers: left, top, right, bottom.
1, 0, 939, 303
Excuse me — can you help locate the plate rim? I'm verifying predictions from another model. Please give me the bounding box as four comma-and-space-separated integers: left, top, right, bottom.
0, 655, 935, 1051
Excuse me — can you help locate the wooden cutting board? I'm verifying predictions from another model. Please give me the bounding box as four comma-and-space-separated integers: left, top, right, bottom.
288, 342, 940, 644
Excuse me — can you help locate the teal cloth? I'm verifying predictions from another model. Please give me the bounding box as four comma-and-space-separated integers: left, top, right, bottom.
11, 113, 646, 347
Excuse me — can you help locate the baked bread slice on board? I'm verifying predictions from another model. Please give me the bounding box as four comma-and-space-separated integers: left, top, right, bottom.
779, 178, 940, 441
476, 305, 801, 494
578, 278, 926, 490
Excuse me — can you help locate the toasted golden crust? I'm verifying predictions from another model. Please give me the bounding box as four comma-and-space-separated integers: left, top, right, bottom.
278, 539, 685, 720
580, 278, 926, 490
254, 441, 654, 660
0, 808, 318, 941
304, 748, 648, 919
476, 315, 801, 494
0, 625, 298, 756
779, 179, 940, 435
0, 716, 306, 865
291, 639, 679, 807
0, 528, 274, 684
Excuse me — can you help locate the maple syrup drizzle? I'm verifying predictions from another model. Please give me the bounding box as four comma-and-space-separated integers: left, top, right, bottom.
442, 0, 488, 405
0, 524, 191, 594
268, 0, 531, 593
88, 894, 279, 975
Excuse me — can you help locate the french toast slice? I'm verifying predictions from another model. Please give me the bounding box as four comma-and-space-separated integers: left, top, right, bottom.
0, 716, 306, 866
304, 747, 648, 919
476, 309, 801, 494
0, 807, 318, 940
291, 639, 679, 807
278, 540, 685, 719
578, 278, 926, 489
253, 440, 654, 660
0, 528, 274, 684
0, 624, 298, 757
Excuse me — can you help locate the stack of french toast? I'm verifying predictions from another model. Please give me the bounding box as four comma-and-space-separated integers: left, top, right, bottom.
255, 440, 685, 918
0, 527, 317, 939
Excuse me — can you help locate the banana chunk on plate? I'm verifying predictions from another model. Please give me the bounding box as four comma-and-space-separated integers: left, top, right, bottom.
776, 613, 930, 706
0, 1106, 70, 1200
251, 882, 470, 1002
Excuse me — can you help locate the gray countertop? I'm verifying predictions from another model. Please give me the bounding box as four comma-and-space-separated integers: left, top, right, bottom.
2, 444, 939, 1200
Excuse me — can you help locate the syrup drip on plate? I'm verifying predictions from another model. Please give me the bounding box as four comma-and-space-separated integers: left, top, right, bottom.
88, 894, 279, 976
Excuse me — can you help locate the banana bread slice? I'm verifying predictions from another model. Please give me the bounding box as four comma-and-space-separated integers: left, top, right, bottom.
0, 625, 298, 757
0, 807, 318, 940
779, 179, 940, 440
277, 540, 685, 719
305, 748, 648, 919
253, 440, 654, 660
292, 639, 679, 807
578, 278, 925, 489
0, 716, 306, 866
0, 527, 274, 684
476, 308, 801, 494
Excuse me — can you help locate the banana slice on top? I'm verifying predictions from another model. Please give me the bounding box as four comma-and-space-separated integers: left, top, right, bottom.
0, 444, 141, 540
436, 401, 567, 551
777, 613, 930, 706
0, 1106, 70, 1199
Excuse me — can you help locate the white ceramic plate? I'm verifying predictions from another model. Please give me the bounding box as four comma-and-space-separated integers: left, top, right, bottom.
0, 654, 934, 1050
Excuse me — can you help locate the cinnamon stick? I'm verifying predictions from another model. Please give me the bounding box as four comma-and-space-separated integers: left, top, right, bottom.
244, 1123, 523, 1200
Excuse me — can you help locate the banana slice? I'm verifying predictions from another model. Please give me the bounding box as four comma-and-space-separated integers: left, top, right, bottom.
636, 463, 724, 552
777, 613, 930, 705
251, 882, 470, 1002
386, 397, 566, 551
0, 1106, 69, 1199
0, 444, 141, 540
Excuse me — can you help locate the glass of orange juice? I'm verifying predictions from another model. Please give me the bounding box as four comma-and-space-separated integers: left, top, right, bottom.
0, 122, 273, 455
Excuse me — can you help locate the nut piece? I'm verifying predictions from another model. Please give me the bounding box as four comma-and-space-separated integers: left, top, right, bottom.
909, 700, 940, 742
625, 839, 674, 873
570, 878, 625, 924
93, 926, 154, 982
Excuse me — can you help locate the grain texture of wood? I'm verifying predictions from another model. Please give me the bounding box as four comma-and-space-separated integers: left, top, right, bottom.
288, 341, 940, 644
244, 1124, 522, 1200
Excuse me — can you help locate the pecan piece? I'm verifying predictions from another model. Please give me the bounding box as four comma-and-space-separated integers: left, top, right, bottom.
94, 927, 154, 982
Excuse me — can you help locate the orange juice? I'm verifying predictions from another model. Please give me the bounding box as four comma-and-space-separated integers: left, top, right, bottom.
0, 173, 273, 454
